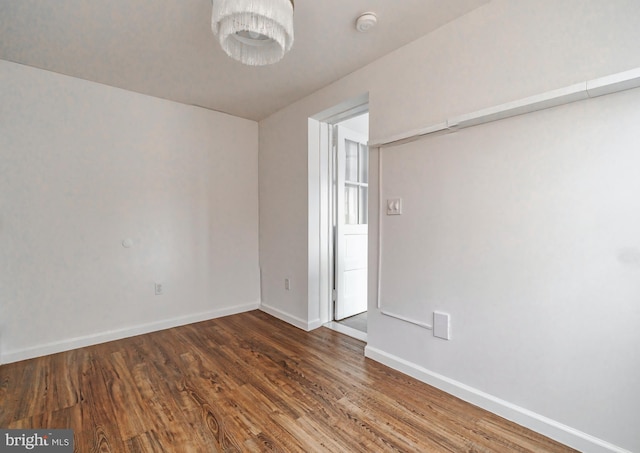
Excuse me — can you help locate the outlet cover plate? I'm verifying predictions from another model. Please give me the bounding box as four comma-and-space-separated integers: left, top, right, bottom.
433, 312, 450, 340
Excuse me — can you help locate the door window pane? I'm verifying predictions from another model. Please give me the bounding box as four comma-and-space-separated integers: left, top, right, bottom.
359, 145, 369, 184
359, 187, 368, 224
345, 185, 358, 225
345, 140, 358, 182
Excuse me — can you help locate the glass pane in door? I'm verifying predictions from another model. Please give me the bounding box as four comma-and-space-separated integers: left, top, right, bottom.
359, 144, 369, 184
345, 140, 358, 182
359, 187, 368, 224
345, 185, 358, 225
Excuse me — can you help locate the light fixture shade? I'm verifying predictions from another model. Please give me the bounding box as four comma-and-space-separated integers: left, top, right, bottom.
212, 0, 294, 66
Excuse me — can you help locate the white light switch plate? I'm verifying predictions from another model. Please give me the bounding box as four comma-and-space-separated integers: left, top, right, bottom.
387, 198, 402, 215
433, 312, 450, 340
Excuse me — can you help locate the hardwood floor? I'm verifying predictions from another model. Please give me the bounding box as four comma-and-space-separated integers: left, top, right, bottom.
0, 310, 576, 452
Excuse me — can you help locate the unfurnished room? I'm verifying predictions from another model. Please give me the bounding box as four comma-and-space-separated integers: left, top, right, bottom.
1, 1, 639, 452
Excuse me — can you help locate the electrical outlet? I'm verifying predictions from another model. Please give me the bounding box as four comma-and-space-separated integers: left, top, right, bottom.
433, 312, 450, 340
155, 283, 164, 295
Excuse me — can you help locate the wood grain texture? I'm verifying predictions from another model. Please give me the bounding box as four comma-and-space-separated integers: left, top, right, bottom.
0, 310, 577, 452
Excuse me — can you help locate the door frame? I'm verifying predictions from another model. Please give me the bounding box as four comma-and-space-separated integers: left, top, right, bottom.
308, 94, 369, 331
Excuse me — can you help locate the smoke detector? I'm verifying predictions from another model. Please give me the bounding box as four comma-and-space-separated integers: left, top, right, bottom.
355, 12, 377, 33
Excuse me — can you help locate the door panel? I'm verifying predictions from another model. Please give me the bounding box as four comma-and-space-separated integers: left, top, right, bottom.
335, 125, 368, 320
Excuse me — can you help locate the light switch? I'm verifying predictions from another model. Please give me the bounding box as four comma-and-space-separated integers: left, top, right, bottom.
387, 198, 402, 215
433, 312, 450, 340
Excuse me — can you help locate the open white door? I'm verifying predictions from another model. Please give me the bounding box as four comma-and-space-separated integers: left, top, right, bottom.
335, 125, 368, 321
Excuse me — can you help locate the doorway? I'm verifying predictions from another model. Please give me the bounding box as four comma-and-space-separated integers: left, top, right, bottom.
308, 95, 369, 341
329, 113, 369, 341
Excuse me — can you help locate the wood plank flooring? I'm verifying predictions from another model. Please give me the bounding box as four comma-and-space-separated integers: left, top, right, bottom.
0, 310, 577, 452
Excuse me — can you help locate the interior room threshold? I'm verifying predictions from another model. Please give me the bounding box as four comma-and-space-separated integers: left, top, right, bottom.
324, 321, 368, 342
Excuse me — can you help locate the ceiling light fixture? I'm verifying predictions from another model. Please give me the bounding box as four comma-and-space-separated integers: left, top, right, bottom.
211, 0, 295, 66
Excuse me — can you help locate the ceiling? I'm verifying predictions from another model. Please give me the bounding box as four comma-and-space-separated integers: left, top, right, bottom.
0, 0, 488, 121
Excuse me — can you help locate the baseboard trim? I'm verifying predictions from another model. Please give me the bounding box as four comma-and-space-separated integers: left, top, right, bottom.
259, 303, 321, 331
307, 318, 323, 331
1, 302, 260, 365
364, 346, 631, 453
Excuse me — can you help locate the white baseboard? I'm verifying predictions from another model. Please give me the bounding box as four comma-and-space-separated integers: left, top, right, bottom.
1, 301, 260, 365
259, 303, 322, 331
364, 346, 631, 453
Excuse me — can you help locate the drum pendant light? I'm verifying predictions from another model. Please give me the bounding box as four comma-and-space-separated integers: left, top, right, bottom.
212, 0, 295, 66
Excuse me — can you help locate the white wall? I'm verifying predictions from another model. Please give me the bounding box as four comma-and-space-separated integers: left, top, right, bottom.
0, 60, 260, 363
258, 0, 640, 451
377, 89, 640, 451
259, 107, 312, 326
